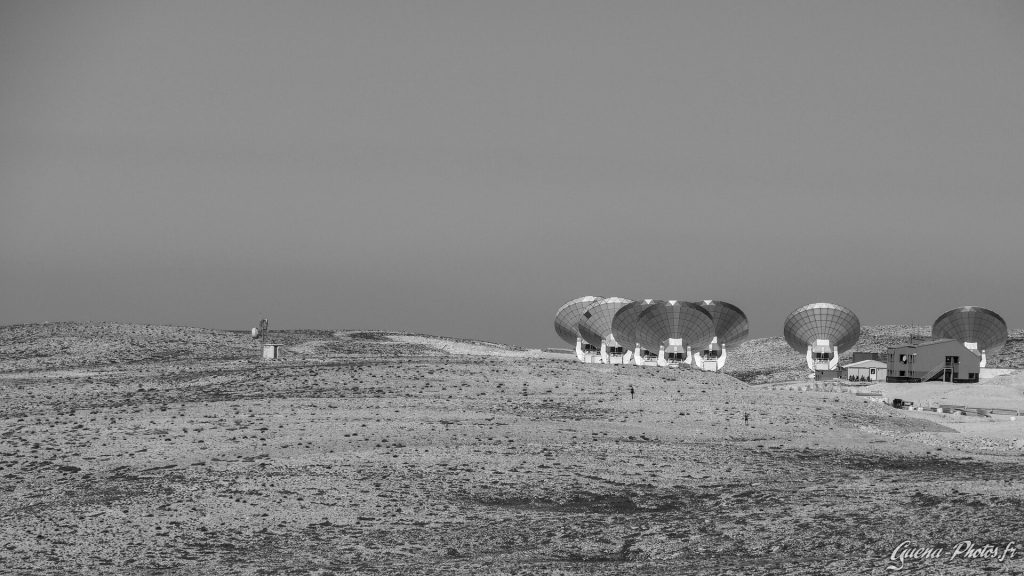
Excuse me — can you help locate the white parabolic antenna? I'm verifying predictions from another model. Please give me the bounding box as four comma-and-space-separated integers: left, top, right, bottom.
783, 302, 860, 354
578, 297, 634, 349
611, 299, 659, 350
931, 306, 1007, 367
554, 296, 603, 346
635, 301, 715, 354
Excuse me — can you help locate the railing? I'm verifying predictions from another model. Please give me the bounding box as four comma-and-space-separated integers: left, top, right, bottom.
918, 364, 947, 382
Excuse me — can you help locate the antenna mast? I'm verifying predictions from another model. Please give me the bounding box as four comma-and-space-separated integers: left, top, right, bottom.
252, 318, 270, 358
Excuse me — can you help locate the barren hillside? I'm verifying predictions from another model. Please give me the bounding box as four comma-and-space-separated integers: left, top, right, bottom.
2, 323, 1023, 575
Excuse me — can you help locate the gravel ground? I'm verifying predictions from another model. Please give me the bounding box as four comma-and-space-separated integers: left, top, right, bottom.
2, 324, 1023, 575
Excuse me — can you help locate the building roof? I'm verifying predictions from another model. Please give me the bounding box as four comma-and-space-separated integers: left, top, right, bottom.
842, 359, 887, 369
887, 338, 982, 356
889, 338, 955, 349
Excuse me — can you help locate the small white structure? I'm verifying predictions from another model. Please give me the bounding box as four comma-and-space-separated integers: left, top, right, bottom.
575, 338, 602, 363
842, 359, 887, 381
262, 344, 283, 360
632, 347, 659, 366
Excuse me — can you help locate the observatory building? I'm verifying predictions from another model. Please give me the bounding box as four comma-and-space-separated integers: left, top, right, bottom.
783, 303, 861, 380
611, 299, 660, 366
554, 296, 603, 362
636, 301, 715, 367
578, 297, 634, 364
885, 339, 981, 383
693, 300, 749, 372
930, 306, 1007, 368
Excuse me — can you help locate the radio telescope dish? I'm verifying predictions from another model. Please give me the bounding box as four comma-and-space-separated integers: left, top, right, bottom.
554, 296, 603, 347
636, 301, 715, 367
578, 297, 633, 349
931, 306, 1007, 367
611, 299, 660, 366
692, 300, 749, 371
783, 303, 860, 373
783, 303, 860, 353
696, 300, 749, 347
611, 299, 658, 350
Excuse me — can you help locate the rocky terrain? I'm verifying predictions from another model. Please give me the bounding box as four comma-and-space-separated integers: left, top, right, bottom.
2, 323, 1024, 575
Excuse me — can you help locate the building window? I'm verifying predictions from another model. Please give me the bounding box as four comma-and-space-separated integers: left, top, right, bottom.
870, 369, 876, 375
900, 371, 906, 377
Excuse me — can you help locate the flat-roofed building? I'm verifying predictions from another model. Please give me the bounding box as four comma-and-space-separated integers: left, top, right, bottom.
842, 359, 887, 381
885, 339, 981, 383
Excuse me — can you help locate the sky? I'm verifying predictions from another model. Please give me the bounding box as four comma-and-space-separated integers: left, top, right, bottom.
2, 0, 1023, 349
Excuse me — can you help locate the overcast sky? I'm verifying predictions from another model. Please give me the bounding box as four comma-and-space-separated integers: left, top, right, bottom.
2, 1, 1023, 348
